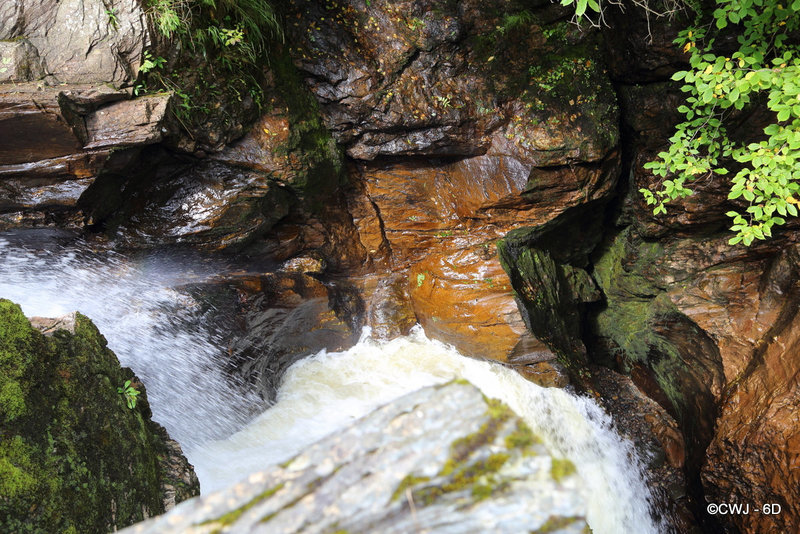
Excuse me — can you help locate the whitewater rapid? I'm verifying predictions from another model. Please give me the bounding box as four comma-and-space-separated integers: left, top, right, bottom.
190, 327, 663, 534
0, 230, 663, 534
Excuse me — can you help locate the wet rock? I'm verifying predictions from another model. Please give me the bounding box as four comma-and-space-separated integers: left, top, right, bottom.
0, 84, 176, 230
105, 159, 295, 250
349, 142, 618, 362
82, 94, 171, 149
516, 360, 570, 388
287, 0, 617, 162
365, 274, 417, 340
0, 300, 199, 533
121, 382, 588, 534
589, 366, 697, 533
699, 247, 800, 534
187, 270, 361, 401
0, 85, 83, 166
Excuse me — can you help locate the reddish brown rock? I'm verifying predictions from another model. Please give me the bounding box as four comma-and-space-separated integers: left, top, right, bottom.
698, 247, 800, 534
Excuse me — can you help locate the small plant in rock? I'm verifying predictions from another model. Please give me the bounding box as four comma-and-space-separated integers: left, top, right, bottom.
435, 95, 452, 108
105, 7, 119, 30
139, 50, 166, 74
117, 380, 140, 409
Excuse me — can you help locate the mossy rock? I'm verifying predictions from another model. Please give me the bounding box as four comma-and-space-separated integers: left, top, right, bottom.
0, 299, 199, 533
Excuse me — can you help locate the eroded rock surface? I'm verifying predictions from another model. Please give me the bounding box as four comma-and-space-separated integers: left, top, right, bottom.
0, 0, 148, 85
121, 382, 588, 534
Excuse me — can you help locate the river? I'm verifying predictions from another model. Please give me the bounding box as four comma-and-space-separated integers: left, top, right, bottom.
0, 229, 664, 534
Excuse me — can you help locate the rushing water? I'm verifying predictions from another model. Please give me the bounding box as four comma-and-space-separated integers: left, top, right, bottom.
0, 230, 663, 534
0, 230, 262, 448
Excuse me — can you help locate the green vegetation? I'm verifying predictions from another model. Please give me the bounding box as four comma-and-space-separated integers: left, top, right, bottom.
117, 379, 140, 409
505, 420, 540, 450
201, 481, 285, 529
0, 300, 192, 533
136, 0, 283, 137
561, 0, 800, 245
549, 457, 576, 482
531, 515, 587, 534
642, 1, 800, 245
390, 474, 432, 502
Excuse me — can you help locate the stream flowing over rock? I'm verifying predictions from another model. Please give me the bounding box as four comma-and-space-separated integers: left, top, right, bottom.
3, 0, 800, 532
122, 381, 589, 534
0, 299, 199, 532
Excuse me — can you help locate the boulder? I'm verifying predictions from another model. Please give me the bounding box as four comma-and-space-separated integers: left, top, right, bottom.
0, 299, 199, 533
0, 0, 149, 85
121, 382, 589, 534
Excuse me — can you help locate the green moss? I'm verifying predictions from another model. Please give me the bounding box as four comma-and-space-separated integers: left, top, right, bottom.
0, 435, 38, 498
0, 301, 197, 533
417, 452, 511, 506
390, 474, 432, 502
447, 399, 511, 469
204, 481, 286, 528
550, 458, 576, 482
504, 420, 541, 451
0, 300, 37, 422
269, 48, 345, 208
531, 515, 585, 533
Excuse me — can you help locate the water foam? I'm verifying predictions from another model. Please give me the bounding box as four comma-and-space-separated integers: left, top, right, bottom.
192, 328, 663, 534
0, 231, 662, 533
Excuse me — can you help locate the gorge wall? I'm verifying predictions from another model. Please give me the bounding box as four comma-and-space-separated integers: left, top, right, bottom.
1, 0, 798, 532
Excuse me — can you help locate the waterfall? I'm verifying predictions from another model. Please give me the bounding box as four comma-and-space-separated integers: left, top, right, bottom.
0, 230, 262, 449
0, 230, 664, 534
191, 327, 663, 534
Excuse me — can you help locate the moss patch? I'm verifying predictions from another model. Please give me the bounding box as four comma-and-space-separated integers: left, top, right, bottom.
203, 481, 286, 529
549, 458, 577, 482
390, 474, 432, 502
505, 420, 541, 451
0, 300, 197, 533
531, 515, 586, 533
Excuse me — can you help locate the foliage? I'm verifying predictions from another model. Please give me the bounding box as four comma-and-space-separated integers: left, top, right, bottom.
137, 0, 283, 135
139, 50, 167, 74
642, 1, 800, 245
117, 380, 140, 409
563, 0, 800, 245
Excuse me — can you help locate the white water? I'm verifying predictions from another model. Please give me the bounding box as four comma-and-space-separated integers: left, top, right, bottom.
0, 231, 262, 449
0, 230, 663, 534
191, 327, 664, 534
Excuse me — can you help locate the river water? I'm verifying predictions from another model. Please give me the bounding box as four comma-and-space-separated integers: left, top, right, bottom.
0, 230, 664, 534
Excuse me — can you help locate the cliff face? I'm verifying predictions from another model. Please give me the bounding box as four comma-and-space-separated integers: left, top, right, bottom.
0, 300, 199, 532
2, 1, 799, 532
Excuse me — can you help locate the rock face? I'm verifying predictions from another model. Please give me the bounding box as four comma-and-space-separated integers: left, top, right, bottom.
121, 381, 589, 534
0, 0, 171, 231
0, 0, 148, 85
186, 266, 361, 401
494, 9, 800, 532
0, 299, 199, 533
4, 2, 799, 531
